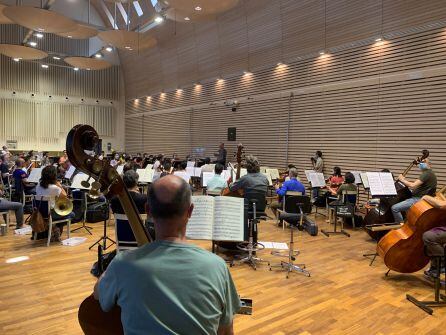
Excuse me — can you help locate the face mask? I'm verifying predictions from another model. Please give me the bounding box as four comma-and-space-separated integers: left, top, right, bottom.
419, 162, 428, 170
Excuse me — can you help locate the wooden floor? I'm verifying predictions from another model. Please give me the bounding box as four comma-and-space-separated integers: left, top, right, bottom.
1, 209, 445, 335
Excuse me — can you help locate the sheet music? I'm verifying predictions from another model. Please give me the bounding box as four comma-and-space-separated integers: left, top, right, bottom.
202, 172, 214, 187
222, 170, 232, 181
231, 168, 247, 181
351, 171, 362, 184
360, 172, 369, 189
266, 168, 280, 180
380, 172, 397, 195
186, 196, 214, 240
213, 197, 244, 241
307, 172, 325, 188
366, 172, 383, 195
27, 168, 43, 183
186, 167, 195, 177
70, 173, 90, 189
173, 171, 191, 183
137, 169, 154, 183
187, 161, 195, 168
261, 172, 273, 186
260, 166, 268, 173
116, 165, 124, 175
304, 170, 315, 181
194, 167, 202, 177
64, 165, 76, 179
259, 241, 289, 250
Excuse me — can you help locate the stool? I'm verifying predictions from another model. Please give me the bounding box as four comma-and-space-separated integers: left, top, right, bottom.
406, 245, 446, 315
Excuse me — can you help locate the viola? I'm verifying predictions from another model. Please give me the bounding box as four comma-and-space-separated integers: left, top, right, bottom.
377, 187, 446, 273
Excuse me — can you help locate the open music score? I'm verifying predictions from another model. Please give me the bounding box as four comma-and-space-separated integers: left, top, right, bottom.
186, 167, 202, 178
137, 169, 154, 183
186, 196, 244, 241
304, 170, 325, 188
261, 172, 273, 186
70, 173, 91, 189
173, 171, 191, 183
64, 165, 76, 179
231, 168, 247, 181
202, 170, 232, 187
366, 172, 396, 196
116, 165, 124, 175
350, 171, 362, 184
27, 167, 43, 183
265, 168, 280, 180
360, 172, 370, 189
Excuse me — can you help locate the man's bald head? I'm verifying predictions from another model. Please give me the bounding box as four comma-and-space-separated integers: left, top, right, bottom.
148, 175, 192, 220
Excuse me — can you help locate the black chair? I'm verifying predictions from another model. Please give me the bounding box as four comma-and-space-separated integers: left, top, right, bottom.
322, 190, 356, 237
245, 192, 267, 244
407, 244, 446, 314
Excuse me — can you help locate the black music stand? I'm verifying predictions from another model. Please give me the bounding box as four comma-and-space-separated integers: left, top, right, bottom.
89, 216, 115, 251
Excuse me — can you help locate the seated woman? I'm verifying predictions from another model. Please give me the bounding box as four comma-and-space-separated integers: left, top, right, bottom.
110, 170, 147, 214
327, 166, 344, 195
328, 172, 357, 223
36, 165, 75, 240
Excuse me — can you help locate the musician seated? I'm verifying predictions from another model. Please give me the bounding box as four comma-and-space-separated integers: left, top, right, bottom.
421, 195, 446, 277
152, 161, 172, 182
0, 188, 25, 229
327, 166, 344, 195
270, 168, 305, 217
36, 166, 75, 240
0, 153, 10, 186
110, 153, 120, 167
391, 158, 437, 223
12, 158, 36, 196
94, 175, 241, 334
152, 154, 164, 170
207, 163, 228, 192
110, 170, 147, 214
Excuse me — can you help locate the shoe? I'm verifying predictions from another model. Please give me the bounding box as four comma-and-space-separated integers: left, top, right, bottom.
424, 267, 446, 278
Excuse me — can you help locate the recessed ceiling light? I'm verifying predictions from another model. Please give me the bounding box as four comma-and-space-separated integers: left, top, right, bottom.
155, 16, 164, 23
319, 51, 325, 56
243, 71, 252, 75
41, 64, 49, 69
177, 88, 183, 92
67, 35, 72, 38
184, 17, 190, 21
125, 46, 131, 49
195, 6, 202, 11
105, 47, 113, 52
73, 67, 79, 71
95, 53, 102, 58
86, 68, 91, 71
13, 58, 21, 62
29, 41, 37, 47
53, 56, 61, 60
35, 33, 44, 39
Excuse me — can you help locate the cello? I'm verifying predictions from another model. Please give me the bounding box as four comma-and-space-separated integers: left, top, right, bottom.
364, 150, 429, 240
377, 187, 446, 273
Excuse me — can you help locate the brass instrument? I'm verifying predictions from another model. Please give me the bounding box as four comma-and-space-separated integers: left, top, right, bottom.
54, 196, 74, 216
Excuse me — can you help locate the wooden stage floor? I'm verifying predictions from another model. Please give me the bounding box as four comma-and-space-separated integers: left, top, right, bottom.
1, 210, 445, 335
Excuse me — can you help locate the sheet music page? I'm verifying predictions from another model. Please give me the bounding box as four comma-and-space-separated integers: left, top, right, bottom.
202, 172, 215, 187
137, 169, 154, 183
304, 170, 315, 181
186, 167, 195, 177
261, 172, 273, 186
187, 161, 195, 168
186, 196, 214, 240
70, 173, 90, 189
194, 167, 202, 177
309, 172, 325, 188
173, 171, 191, 183
240, 168, 247, 177
366, 172, 384, 196
27, 168, 43, 183
64, 165, 76, 179
222, 170, 232, 181
213, 197, 244, 241
266, 169, 280, 180
379, 172, 397, 195
360, 172, 369, 189
116, 165, 124, 175
351, 171, 362, 184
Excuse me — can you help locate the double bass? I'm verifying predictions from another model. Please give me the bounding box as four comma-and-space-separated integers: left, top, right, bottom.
377, 187, 446, 273
364, 150, 430, 240
221, 143, 244, 197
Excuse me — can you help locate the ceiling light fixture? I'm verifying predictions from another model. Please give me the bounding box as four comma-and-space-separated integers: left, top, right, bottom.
73, 67, 79, 71
41, 64, 49, 69
53, 56, 61, 60
184, 17, 190, 21
29, 41, 37, 47
243, 71, 252, 75
95, 53, 102, 58
35, 33, 44, 39
67, 35, 72, 38
195, 6, 202, 11
13, 58, 21, 62
155, 16, 164, 23
124, 46, 131, 49
105, 47, 113, 52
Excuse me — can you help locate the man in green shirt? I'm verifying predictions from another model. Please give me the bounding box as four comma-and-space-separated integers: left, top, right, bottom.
95, 175, 241, 335
391, 158, 437, 223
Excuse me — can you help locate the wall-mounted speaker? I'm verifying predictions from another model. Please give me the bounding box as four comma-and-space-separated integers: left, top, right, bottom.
227, 127, 236, 141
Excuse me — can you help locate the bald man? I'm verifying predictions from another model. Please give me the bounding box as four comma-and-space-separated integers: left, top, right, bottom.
94, 175, 241, 335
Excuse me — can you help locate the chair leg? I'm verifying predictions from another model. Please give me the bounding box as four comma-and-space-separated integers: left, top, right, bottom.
47, 222, 52, 247
67, 220, 71, 239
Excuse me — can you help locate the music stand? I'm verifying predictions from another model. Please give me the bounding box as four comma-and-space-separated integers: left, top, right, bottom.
89, 215, 115, 251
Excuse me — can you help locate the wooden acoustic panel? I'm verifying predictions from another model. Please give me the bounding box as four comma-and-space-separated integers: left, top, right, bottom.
98, 30, 157, 51
64, 57, 112, 70
3, 6, 77, 33
56, 24, 98, 39
0, 44, 48, 60
0, 4, 13, 24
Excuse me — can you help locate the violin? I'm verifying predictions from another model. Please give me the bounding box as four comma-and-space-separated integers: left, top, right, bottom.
377, 187, 446, 273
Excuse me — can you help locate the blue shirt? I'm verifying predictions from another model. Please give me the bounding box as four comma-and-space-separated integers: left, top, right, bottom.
99, 241, 241, 335
276, 178, 306, 197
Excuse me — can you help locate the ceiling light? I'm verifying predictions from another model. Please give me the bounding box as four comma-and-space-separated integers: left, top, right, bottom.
35, 33, 44, 39
375, 37, 382, 42
195, 6, 202, 11
53, 56, 61, 60
86, 68, 91, 71
29, 41, 37, 47
13, 58, 21, 62
155, 16, 164, 23
184, 17, 190, 21
73, 67, 79, 71
105, 47, 113, 52
95, 53, 102, 58
41, 64, 49, 69
319, 51, 325, 56
125, 46, 131, 49
67, 35, 72, 38
243, 71, 252, 75
133, 1, 144, 17
177, 88, 183, 92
